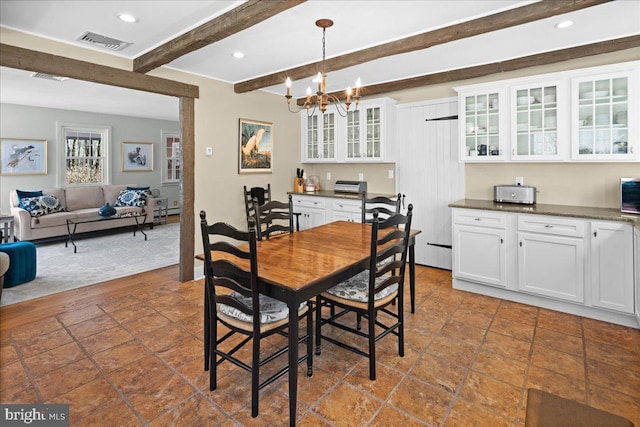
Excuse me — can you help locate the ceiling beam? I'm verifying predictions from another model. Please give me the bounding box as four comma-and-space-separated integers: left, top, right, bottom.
0, 44, 199, 98
133, 0, 307, 74
235, 0, 612, 93
296, 35, 640, 105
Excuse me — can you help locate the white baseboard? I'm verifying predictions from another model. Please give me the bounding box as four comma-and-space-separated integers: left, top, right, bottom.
453, 278, 640, 329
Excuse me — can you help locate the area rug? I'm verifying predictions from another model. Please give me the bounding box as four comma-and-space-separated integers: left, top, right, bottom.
0, 223, 179, 306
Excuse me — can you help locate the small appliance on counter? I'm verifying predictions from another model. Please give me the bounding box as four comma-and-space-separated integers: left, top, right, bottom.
494, 185, 536, 205
305, 175, 320, 192
334, 180, 368, 194
621, 178, 640, 214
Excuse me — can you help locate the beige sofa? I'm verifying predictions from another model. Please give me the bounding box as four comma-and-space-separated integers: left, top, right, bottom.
9, 185, 156, 241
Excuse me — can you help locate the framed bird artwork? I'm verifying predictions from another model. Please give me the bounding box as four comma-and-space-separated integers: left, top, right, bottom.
0, 138, 47, 175
239, 118, 272, 174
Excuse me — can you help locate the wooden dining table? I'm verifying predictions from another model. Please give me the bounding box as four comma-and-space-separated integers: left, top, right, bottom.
197, 220, 421, 426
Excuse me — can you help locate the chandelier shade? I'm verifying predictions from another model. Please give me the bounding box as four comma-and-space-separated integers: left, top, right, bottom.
285, 19, 362, 116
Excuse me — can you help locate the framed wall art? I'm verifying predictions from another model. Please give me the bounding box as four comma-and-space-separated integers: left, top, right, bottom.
0, 138, 47, 175
239, 118, 272, 174
122, 142, 153, 172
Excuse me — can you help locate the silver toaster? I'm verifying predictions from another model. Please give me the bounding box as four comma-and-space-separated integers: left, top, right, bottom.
493, 185, 536, 205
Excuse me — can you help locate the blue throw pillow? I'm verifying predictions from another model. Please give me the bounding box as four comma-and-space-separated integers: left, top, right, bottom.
16, 189, 43, 202
115, 189, 147, 208
20, 195, 64, 217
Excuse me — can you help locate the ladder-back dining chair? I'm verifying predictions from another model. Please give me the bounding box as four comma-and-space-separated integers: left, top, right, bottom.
361, 193, 403, 223
243, 184, 271, 225
254, 194, 294, 240
199, 211, 313, 418
315, 205, 413, 380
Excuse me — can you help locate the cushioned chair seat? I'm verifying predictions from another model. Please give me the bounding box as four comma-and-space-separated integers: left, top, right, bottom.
218, 291, 307, 332
0, 242, 37, 288
325, 270, 398, 302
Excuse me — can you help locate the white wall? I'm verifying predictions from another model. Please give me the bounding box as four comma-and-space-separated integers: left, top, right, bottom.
0, 103, 180, 213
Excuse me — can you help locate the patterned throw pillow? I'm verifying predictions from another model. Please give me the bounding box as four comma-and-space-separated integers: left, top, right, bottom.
20, 195, 65, 217
16, 189, 43, 201
114, 189, 148, 208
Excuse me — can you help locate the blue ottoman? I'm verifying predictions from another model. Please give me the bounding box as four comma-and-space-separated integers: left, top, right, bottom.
0, 242, 37, 288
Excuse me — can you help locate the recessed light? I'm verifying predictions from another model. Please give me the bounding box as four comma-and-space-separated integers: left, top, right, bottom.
233, 51, 245, 59
555, 20, 574, 29
118, 14, 137, 23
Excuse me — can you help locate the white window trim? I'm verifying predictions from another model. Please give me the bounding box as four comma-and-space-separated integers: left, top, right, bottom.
161, 129, 181, 185
56, 122, 112, 187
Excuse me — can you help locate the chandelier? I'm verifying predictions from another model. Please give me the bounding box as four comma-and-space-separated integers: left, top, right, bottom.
285, 19, 361, 116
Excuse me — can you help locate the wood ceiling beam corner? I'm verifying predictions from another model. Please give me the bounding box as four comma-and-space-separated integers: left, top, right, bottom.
297, 35, 640, 104
133, 0, 307, 74
0, 44, 199, 98
235, 0, 612, 93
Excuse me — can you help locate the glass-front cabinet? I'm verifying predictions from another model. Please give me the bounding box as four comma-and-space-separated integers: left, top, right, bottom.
346, 104, 383, 161
301, 111, 336, 162
459, 89, 505, 161
572, 70, 638, 161
456, 61, 638, 163
300, 97, 396, 163
510, 81, 565, 161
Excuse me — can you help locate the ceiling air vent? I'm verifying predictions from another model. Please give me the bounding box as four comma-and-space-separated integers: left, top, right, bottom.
30, 72, 68, 82
76, 31, 131, 51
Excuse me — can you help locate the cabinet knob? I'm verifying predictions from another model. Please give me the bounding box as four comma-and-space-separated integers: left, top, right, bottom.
500, 238, 504, 244
544, 224, 553, 228
474, 217, 481, 221
519, 241, 522, 247
593, 230, 597, 238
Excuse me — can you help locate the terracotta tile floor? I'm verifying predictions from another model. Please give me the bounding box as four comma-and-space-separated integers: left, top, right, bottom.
1, 265, 639, 426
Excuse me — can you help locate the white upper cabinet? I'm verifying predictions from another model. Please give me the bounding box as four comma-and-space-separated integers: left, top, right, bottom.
344, 98, 396, 162
301, 111, 337, 162
571, 67, 638, 161
510, 80, 568, 161
455, 61, 639, 163
458, 88, 506, 162
300, 97, 396, 163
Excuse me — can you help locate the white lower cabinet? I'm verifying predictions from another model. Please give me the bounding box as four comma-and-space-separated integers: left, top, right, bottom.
331, 199, 361, 223
517, 232, 585, 303
292, 195, 326, 230
291, 194, 362, 230
454, 225, 507, 288
452, 208, 637, 327
452, 209, 509, 288
517, 215, 585, 303
635, 228, 640, 324
590, 221, 634, 314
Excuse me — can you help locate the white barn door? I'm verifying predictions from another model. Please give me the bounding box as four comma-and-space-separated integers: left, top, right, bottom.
396, 98, 464, 270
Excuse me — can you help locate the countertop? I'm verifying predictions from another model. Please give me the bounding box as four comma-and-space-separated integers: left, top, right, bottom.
287, 190, 397, 200
449, 199, 640, 230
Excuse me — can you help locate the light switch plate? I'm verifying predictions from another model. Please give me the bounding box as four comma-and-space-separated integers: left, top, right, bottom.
205, 147, 213, 156
326, 172, 331, 180
388, 169, 394, 179
516, 176, 524, 186
358, 172, 364, 181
